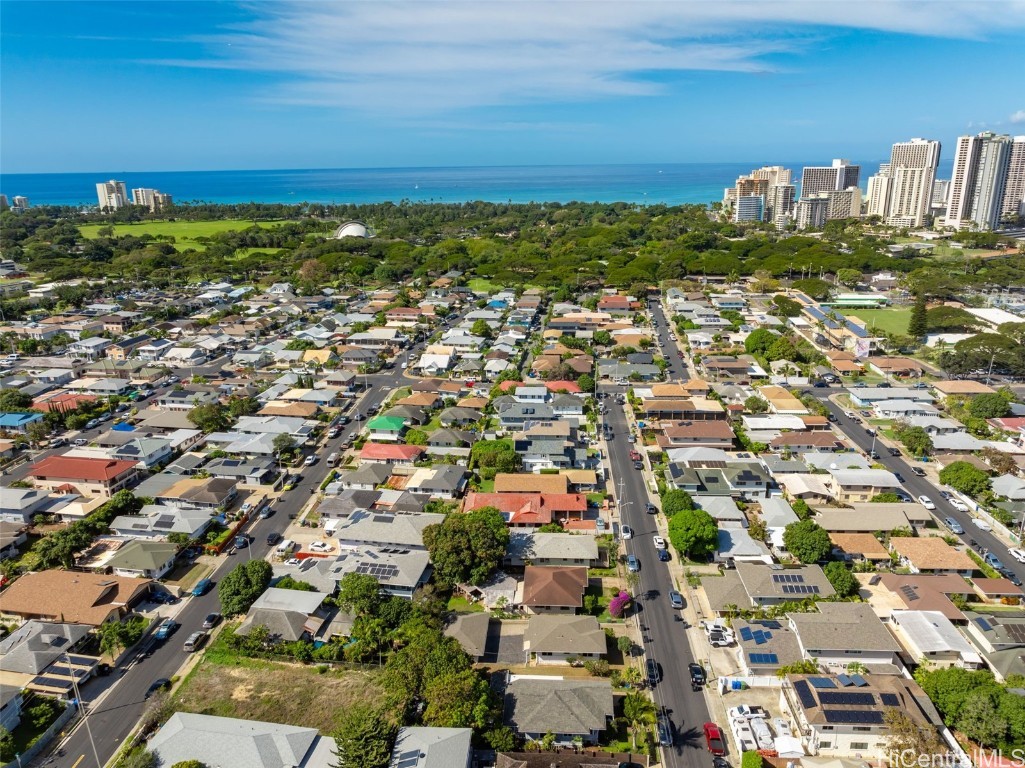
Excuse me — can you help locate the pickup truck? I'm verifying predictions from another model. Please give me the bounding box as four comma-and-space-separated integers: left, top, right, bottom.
728, 704, 768, 721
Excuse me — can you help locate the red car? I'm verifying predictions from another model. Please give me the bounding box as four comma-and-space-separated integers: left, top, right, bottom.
629, 450, 642, 461
704, 722, 726, 756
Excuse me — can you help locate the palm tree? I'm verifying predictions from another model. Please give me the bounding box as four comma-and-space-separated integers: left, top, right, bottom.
621, 692, 657, 749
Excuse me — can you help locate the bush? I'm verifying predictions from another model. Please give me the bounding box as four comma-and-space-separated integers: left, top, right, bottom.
742, 752, 765, 768
608, 591, 632, 618
939, 461, 991, 497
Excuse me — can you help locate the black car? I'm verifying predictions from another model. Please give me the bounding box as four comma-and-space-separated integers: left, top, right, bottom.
689, 662, 707, 689
713, 758, 733, 768
646, 658, 661, 687
145, 678, 171, 699
266, 532, 283, 546
633, 460, 644, 470
657, 548, 671, 562
888, 447, 901, 456
203, 612, 221, 629
656, 714, 673, 746
646, 503, 658, 514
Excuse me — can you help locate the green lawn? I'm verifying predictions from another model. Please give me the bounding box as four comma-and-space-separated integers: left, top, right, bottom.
77, 219, 291, 252
847, 308, 911, 336
467, 277, 502, 293
446, 595, 485, 613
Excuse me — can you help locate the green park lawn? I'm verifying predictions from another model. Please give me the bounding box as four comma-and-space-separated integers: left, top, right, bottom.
847, 308, 911, 336
77, 219, 288, 252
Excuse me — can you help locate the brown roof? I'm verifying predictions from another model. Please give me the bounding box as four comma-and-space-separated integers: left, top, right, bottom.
396, 392, 442, 407
494, 473, 569, 494
871, 356, 925, 372
649, 384, 688, 399
828, 533, 890, 560
932, 380, 997, 395
662, 421, 736, 440
521, 566, 588, 608
258, 402, 319, 418
769, 432, 846, 449
0, 570, 152, 625
876, 573, 971, 621
971, 578, 1025, 597
458, 396, 490, 409
890, 537, 976, 572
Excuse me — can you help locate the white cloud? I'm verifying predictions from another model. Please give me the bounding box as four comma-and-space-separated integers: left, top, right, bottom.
1011, 110, 1025, 124
158, 1, 1025, 115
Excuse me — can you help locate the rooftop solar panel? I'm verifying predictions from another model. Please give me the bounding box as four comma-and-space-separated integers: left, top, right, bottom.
837, 674, 854, 687
809, 677, 837, 689
818, 691, 875, 706
880, 693, 900, 706
739, 627, 754, 641
823, 710, 885, 725
794, 680, 817, 708
851, 674, 869, 687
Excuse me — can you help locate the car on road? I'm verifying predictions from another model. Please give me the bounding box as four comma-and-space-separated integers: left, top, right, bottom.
86, 418, 100, 429
869, 451, 880, 460
645, 658, 661, 686
689, 662, 706, 689
972, 518, 992, 531
154, 618, 177, 640
202, 613, 221, 629
629, 450, 642, 461
234, 535, 249, 549
918, 495, 936, 510
844, 411, 858, 419
1008, 547, 1025, 564
939, 490, 953, 500
911, 466, 927, 477
309, 541, 332, 552
645, 502, 658, 514
327, 426, 342, 439
669, 590, 684, 609
657, 548, 671, 562
337, 415, 350, 425
632, 460, 644, 470
656, 714, 673, 746
704, 722, 726, 755
183, 631, 206, 653
1008, 573, 1024, 587
73, 438, 88, 446
653, 536, 667, 550
303, 455, 317, 466
713, 758, 732, 768
888, 447, 901, 456
259, 505, 273, 519
626, 554, 640, 572
145, 678, 171, 699
944, 517, 965, 534
192, 578, 212, 597
267, 532, 282, 546
985, 553, 1006, 571
622, 525, 634, 540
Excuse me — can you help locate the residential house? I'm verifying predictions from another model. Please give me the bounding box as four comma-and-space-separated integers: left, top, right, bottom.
366, 415, 407, 442
524, 614, 606, 664
157, 477, 237, 510
889, 610, 983, 669
493, 473, 569, 494
333, 463, 392, 491
110, 504, 213, 541
659, 420, 736, 449
148, 713, 335, 768
235, 588, 330, 643
780, 674, 940, 759
106, 335, 153, 361
521, 566, 588, 614
327, 509, 443, 550
504, 676, 614, 746
889, 537, 976, 575
788, 603, 904, 670
388, 727, 472, 768
824, 468, 903, 503
769, 432, 847, 453
702, 562, 836, 613
404, 466, 469, 500
0, 488, 53, 524
106, 540, 179, 579
962, 611, 1025, 682
112, 437, 173, 469
28, 456, 139, 499
505, 531, 598, 567
359, 443, 425, 466
0, 621, 92, 692
0, 570, 152, 626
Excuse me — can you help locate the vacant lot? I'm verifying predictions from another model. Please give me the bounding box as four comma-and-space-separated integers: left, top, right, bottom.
174, 638, 384, 733
847, 308, 911, 336
78, 219, 287, 251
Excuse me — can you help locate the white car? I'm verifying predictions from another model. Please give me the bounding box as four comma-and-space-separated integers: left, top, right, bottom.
303, 455, 317, 466
1008, 548, 1025, 564
285, 558, 301, 566
309, 541, 332, 553
949, 499, 970, 512
653, 536, 667, 550
622, 525, 634, 540
972, 518, 992, 531
918, 495, 936, 510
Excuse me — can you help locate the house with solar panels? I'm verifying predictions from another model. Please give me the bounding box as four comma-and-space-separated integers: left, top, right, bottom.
780, 673, 942, 759
788, 603, 904, 671
733, 619, 804, 675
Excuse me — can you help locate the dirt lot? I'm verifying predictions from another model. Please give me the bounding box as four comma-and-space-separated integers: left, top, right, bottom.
174, 652, 384, 733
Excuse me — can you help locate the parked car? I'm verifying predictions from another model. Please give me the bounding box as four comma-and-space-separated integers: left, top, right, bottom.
646, 658, 661, 686
911, 466, 927, 477
657, 548, 671, 562
973, 518, 992, 531
944, 517, 964, 535
656, 714, 673, 746
772, 717, 793, 738
234, 535, 249, 549
622, 525, 634, 540
728, 705, 768, 721
985, 552, 1006, 571
704, 723, 726, 756
668, 590, 684, 609
145, 678, 171, 699
266, 532, 282, 546
1008, 547, 1025, 564
192, 578, 212, 597
327, 426, 342, 439
202, 612, 221, 629
626, 555, 640, 573
689, 662, 706, 690
645, 502, 658, 514
918, 495, 936, 510
888, 447, 901, 456
653, 536, 667, 550
950, 499, 970, 512
708, 631, 732, 647
303, 455, 317, 466
633, 460, 644, 470
309, 541, 332, 553
183, 631, 206, 653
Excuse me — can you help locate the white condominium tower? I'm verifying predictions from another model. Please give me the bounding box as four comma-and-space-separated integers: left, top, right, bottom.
885, 138, 941, 227
96, 180, 129, 211
132, 187, 173, 213
945, 132, 1014, 230
800, 159, 860, 197
723, 166, 794, 224
1001, 137, 1025, 221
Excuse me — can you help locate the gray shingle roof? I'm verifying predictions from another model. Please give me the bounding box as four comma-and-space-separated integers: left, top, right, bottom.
505, 677, 613, 736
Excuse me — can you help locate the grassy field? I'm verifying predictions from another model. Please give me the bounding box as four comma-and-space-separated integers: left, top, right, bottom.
174, 630, 384, 733
848, 308, 911, 336
77, 219, 288, 252
467, 277, 502, 293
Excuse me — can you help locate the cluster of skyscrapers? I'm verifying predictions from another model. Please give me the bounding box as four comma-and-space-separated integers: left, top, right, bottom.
0, 195, 30, 213
96, 179, 173, 213
726, 134, 1025, 232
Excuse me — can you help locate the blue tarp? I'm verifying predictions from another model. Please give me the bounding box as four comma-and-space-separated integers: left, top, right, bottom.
112, 422, 136, 431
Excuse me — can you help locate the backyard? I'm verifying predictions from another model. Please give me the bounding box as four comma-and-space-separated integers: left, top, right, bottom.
847, 307, 911, 336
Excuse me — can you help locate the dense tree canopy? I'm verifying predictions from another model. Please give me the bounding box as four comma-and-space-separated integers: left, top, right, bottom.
422, 507, 510, 585
218, 559, 273, 616
666, 508, 717, 559
782, 520, 831, 564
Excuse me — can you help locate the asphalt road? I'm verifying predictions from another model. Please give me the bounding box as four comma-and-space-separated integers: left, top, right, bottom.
809, 390, 1025, 581
43, 371, 406, 768
604, 399, 715, 768
649, 298, 690, 382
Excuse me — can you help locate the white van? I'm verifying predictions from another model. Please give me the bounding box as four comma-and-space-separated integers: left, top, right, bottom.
276, 539, 296, 556
326, 452, 340, 468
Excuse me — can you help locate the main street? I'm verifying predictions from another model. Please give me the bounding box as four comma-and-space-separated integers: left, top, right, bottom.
809, 390, 1025, 582
603, 395, 714, 768
45, 363, 412, 768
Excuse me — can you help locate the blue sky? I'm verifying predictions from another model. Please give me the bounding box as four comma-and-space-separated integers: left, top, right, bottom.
3, 0, 1024, 173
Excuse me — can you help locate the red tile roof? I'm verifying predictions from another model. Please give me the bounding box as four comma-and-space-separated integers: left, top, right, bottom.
463, 492, 587, 525
29, 455, 138, 482
359, 443, 425, 461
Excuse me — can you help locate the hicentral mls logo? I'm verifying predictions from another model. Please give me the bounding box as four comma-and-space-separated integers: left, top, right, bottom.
887, 749, 1025, 768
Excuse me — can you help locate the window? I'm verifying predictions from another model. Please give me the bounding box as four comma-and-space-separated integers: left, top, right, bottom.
818, 742, 832, 749
850, 742, 869, 751
820, 726, 834, 732
853, 727, 872, 733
